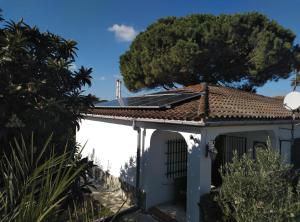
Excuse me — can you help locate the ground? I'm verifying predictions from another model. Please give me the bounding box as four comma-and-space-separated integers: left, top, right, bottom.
118, 210, 159, 222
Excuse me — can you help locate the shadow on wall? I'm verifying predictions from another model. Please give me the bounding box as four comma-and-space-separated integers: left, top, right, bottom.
119, 148, 151, 207
120, 156, 136, 185
119, 156, 137, 205
86, 148, 121, 191
85, 147, 144, 206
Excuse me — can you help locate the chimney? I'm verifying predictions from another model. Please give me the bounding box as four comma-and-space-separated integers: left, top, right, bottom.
116, 79, 122, 99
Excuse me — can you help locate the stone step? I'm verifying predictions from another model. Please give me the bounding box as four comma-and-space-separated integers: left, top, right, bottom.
149, 207, 179, 222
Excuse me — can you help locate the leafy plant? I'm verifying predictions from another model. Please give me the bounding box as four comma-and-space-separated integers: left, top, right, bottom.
0, 134, 92, 222
200, 191, 223, 222
0, 15, 97, 154
65, 198, 112, 222
216, 144, 299, 222
67, 155, 96, 205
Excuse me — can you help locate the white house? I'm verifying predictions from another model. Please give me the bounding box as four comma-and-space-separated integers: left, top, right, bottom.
76, 83, 300, 222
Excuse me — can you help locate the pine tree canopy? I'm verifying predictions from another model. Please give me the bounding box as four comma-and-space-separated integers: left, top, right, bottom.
120, 13, 300, 92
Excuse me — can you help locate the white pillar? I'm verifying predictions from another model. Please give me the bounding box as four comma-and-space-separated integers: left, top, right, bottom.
182, 132, 211, 222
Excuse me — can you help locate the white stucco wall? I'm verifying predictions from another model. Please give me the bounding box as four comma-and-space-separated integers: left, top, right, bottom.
76, 117, 138, 185
77, 116, 300, 222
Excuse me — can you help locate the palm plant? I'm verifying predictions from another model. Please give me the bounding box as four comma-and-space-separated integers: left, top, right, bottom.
0, 134, 90, 222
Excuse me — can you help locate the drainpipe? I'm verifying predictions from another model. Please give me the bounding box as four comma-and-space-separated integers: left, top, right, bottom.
132, 120, 141, 207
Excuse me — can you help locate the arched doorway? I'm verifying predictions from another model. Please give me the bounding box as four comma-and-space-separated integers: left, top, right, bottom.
145, 130, 188, 209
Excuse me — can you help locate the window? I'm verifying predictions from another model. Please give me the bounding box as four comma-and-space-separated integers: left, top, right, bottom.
212, 135, 247, 186
220, 135, 247, 164
165, 139, 187, 179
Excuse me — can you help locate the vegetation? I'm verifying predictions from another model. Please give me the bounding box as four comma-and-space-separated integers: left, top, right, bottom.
0, 134, 94, 221
201, 143, 300, 222
0, 11, 107, 222
120, 12, 300, 92
200, 192, 223, 222
0, 16, 97, 153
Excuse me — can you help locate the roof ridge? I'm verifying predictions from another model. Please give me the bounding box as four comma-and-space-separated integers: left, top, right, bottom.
195, 83, 210, 119
182, 83, 280, 101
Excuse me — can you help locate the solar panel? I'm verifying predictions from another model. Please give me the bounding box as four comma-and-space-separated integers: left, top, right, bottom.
94, 91, 202, 109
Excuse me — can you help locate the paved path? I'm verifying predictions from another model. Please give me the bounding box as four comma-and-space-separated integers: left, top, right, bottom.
119, 210, 159, 222
92, 188, 132, 214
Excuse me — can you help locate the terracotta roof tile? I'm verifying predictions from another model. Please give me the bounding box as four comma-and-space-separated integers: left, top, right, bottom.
88, 84, 300, 122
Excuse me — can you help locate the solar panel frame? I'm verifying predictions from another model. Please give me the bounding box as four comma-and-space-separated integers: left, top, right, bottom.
94, 92, 203, 109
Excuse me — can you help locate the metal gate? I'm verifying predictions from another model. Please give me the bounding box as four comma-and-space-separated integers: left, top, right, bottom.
221, 135, 247, 165
165, 139, 187, 179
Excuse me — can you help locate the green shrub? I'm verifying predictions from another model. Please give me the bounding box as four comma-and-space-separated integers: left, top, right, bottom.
0, 134, 93, 222
200, 191, 223, 222
216, 145, 298, 222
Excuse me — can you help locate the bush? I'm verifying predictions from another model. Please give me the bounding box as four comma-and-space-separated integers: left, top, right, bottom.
200, 191, 223, 222
0, 134, 95, 222
216, 145, 299, 222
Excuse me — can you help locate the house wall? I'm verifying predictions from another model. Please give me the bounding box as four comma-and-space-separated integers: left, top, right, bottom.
77, 117, 300, 222
76, 117, 138, 186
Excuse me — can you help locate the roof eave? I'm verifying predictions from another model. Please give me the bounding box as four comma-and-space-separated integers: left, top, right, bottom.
83, 113, 299, 127
205, 118, 300, 127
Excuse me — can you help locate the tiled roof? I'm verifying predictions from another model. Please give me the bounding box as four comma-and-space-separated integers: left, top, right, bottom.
88, 84, 300, 122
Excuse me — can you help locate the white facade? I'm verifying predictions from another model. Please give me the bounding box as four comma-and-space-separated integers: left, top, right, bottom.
76, 116, 300, 222
77, 117, 138, 184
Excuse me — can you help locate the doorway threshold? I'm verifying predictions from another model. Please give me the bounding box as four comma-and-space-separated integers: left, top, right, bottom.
149, 202, 186, 222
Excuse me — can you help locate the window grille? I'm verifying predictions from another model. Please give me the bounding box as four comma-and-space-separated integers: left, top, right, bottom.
221, 135, 247, 164
165, 139, 187, 179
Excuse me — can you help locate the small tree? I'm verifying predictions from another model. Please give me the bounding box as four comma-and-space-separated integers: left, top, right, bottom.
217, 145, 298, 222
0, 17, 97, 153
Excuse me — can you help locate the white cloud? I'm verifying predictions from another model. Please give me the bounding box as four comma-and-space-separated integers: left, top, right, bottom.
108, 24, 138, 42
96, 76, 106, 81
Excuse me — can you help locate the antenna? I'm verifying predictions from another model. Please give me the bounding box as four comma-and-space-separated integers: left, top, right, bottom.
283, 91, 300, 111
283, 89, 300, 159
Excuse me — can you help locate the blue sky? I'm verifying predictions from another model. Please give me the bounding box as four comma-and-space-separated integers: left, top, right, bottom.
1, 0, 300, 99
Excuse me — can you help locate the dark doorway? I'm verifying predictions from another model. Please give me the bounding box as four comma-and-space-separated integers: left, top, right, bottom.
292, 138, 300, 169
211, 135, 247, 187
165, 139, 187, 209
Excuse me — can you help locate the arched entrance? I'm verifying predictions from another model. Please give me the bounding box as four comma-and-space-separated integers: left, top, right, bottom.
145, 130, 188, 210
